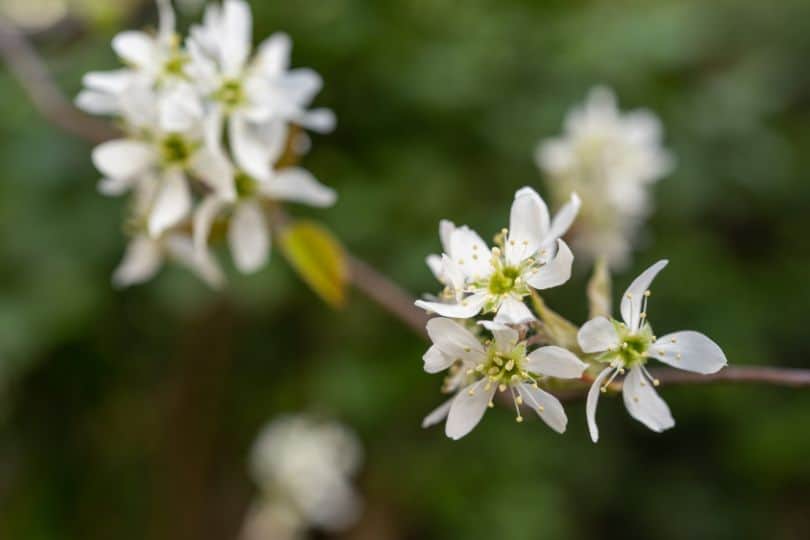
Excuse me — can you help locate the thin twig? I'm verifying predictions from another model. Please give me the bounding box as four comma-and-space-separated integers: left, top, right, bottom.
3, 17, 810, 392
347, 253, 430, 337
0, 16, 117, 144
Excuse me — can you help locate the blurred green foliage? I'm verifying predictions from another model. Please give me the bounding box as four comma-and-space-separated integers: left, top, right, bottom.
1, 0, 810, 538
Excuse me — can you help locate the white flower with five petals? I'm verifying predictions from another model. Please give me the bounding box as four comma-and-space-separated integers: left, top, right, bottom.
415, 187, 580, 324
577, 260, 727, 442
421, 317, 587, 440
186, 0, 335, 182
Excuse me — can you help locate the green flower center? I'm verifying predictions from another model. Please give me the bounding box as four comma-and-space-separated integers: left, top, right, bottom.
479, 342, 531, 386
215, 79, 246, 108
488, 266, 520, 295
235, 171, 259, 198
600, 320, 654, 368
159, 134, 196, 166
163, 54, 187, 77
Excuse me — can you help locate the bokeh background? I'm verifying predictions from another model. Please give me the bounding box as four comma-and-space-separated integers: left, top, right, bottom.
2, 0, 810, 538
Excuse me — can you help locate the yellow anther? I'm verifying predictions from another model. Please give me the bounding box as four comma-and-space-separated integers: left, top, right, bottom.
498, 383, 507, 393
463, 347, 471, 353
653, 379, 660, 387
676, 353, 682, 360
516, 416, 524, 423
600, 386, 607, 393
633, 396, 639, 403
537, 405, 545, 412
644, 290, 651, 297
627, 293, 633, 299
670, 337, 677, 343
510, 240, 516, 246
640, 311, 647, 319
516, 395, 524, 405
466, 368, 474, 375
505, 359, 515, 371
522, 240, 529, 246
457, 259, 464, 265
472, 255, 478, 260
468, 388, 476, 396
488, 401, 494, 408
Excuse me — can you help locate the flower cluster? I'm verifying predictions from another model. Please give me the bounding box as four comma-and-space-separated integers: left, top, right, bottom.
417, 188, 727, 441
535, 86, 674, 268
243, 414, 363, 540
77, 0, 336, 287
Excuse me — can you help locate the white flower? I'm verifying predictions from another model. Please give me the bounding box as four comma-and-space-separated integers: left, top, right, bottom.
577, 260, 727, 442
186, 0, 335, 181
76, 0, 184, 116
536, 86, 673, 267
249, 415, 362, 532
192, 123, 336, 273
91, 83, 234, 237
113, 232, 224, 288
415, 187, 580, 324
421, 317, 587, 440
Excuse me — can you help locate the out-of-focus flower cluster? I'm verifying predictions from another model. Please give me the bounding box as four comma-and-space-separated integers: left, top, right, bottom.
416, 185, 727, 441
242, 414, 363, 540
536, 86, 674, 268
77, 0, 336, 287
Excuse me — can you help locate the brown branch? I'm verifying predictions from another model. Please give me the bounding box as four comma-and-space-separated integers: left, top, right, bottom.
3, 17, 809, 392
346, 253, 430, 337
0, 16, 117, 144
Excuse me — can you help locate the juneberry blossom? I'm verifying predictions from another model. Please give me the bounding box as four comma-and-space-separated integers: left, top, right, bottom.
77, 0, 337, 287
422, 318, 587, 439
415, 187, 580, 324
244, 415, 363, 538
536, 86, 673, 268
187, 0, 335, 181
577, 260, 727, 441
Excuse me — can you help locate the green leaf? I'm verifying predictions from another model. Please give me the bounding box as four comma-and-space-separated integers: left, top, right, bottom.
278, 220, 348, 308
587, 257, 612, 319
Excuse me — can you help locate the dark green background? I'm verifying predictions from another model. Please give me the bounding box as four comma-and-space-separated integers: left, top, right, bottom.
1, 0, 809, 538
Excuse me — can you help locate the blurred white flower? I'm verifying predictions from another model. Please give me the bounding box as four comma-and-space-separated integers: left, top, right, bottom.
536, 86, 673, 268
193, 123, 335, 274
248, 415, 363, 534
77, 0, 337, 287
421, 318, 587, 440
577, 260, 727, 442
187, 0, 335, 181
415, 187, 579, 324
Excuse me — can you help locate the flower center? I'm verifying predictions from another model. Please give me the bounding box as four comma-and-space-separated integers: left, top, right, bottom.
159, 134, 196, 166
163, 54, 187, 77
479, 342, 531, 387
235, 171, 259, 198
488, 266, 520, 295
215, 79, 246, 108
601, 320, 654, 368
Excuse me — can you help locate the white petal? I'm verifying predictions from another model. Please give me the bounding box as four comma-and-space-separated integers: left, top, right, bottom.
76, 90, 119, 115
253, 32, 291, 76
415, 292, 487, 319
422, 398, 453, 429
426, 317, 486, 363
448, 226, 492, 280
98, 176, 137, 197
438, 219, 455, 254
189, 147, 236, 201
525, 346, 587, 379
262, 167, 337, 207
228, 201, 270, 273
445, 380, 495, 440
426, 254, 443, 282
546, 192, 581, 244
156, 0, 176, 44
164, 234, 225, 289
279, 68, 323, 105
622, 366, 675, 433
148, 169, 191, 236
478, 320, 519, 352
526, 239, 574, 290
620, 259, 668, 331
493, 296, 535, 324
506, 186, 550, 265
438, 254, 465, 295
651, 331, 727, 374
82, 69, 133, 93
112, 236, 163, 287
516, 384, 568, 434
578, 316, 620, 354
92, 139, 155, 180
295, 108, 336, 134
112, 31, 158, 68
193, 195, 227, 255
159, 83, 203, 132
220, 0, 252, 76
423, 345, 454, 374
229, 114, 273, 181
586, 367, 613, 443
